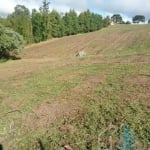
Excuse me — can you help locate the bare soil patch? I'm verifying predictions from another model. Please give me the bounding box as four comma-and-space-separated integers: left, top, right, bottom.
21, 72, 106, 131
22, 99, 82, 131
122, 75, 150, 102
110, 55, 150, 64
126, 75, 150, 86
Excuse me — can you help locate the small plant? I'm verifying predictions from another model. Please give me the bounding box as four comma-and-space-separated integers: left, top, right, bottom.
118, 126, 136, 150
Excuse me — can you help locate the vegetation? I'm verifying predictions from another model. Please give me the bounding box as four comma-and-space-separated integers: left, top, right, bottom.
0, 1, 110, 45
0, 25, 149, 149
103, 16, 111, 27
24, 64, 149, 150
111, 14, 123, 24
132, 15, 145, 23
0, 3, 149, 150
0, 24, 24, 59
0, 0, 111, 59
7, 5, 32, 44
50, 10, 64, 37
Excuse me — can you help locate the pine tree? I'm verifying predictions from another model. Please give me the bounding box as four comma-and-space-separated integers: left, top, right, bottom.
39, 0, 51, 41
103, 16, 111, 27
63, 9, 79, 35
32, 9, 43, 42
79, 10, 91, 33
50, 10, 63, 37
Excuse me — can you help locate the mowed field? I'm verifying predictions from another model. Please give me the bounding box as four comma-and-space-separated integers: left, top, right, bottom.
0, 25, 150, 149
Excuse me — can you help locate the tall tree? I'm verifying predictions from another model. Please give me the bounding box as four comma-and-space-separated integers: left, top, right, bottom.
103, 16, 111, 27
7, 5, 33, 43
32, 9, 43, 42
78, 10, 91, 33
94, 14, 103, 30
50, 10, 63, 37
111, 14, 123, 24
63, 9, 79, 35
39, 0, 51, 41
132, 15, 145, 23
89, 13, 102, 31
79, 10, 103, 33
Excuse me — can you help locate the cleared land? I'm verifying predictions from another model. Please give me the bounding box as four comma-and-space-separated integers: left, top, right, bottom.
0, 25, 150, 149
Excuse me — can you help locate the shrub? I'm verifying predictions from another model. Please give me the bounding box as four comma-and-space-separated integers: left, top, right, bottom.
0, 24, 24, 59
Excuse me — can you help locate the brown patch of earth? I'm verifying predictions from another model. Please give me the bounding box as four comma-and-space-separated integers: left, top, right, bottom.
109, 55, 150, 64
20, 73, 106, 131
56, 74, 77, 82
126, 75, 150, 86
121, 75, 150, 102
22, 99, 82, 131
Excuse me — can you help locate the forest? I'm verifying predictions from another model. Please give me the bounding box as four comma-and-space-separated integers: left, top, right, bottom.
0, 0, 110, 45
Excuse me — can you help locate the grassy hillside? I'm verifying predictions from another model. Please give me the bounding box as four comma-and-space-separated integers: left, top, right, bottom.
0, 25, 150, 149
23, 24, 150, 59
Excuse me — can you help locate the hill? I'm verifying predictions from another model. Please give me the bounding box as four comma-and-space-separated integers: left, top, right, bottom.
23, 24, 150, 59
0, 25, 150, 149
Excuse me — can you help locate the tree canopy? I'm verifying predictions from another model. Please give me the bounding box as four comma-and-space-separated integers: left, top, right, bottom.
63, 10, 79, 35
0, 24, 24, 59
132, 15, 145, 23
50, 10, 63, 37
7, 5, 32, 43
111, 14, 123, 24
103, 16, 111, 27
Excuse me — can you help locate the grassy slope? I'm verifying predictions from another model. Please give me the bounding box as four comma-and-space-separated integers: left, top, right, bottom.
0, 25, 150, 149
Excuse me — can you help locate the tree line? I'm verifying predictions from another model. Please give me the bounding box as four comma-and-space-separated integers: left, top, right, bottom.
0, 0, 110, 45
111, 14, 150, 24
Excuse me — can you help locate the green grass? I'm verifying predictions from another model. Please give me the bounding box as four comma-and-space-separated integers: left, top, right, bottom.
14, 63, 150, 150
105, 25, 150, 58
0, 25, 150, 149
109, 40, 150, 58
0, 67, 79, 111
0, 64, 106, 146
0, 64, 105, 111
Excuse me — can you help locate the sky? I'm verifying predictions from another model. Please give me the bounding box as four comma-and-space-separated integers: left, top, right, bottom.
0, 0, 150, 21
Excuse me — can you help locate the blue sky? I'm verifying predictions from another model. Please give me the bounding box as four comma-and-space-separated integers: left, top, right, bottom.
0, 0, 150, 21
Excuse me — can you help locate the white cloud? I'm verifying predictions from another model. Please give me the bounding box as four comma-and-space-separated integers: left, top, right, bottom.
53, 0, 87, 10
94, 0, 150, 19
0, 0, 15, 14
0, 0, 150, 20
0, 0, 41, 15
49, 4, 81, 15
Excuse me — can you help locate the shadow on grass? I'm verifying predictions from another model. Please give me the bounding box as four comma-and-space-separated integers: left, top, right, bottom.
0, 55, 21, 63
9, 55, 21, 60
0, 144, 3, 150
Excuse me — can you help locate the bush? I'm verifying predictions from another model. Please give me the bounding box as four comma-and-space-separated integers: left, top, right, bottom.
0, 24, 24, 59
